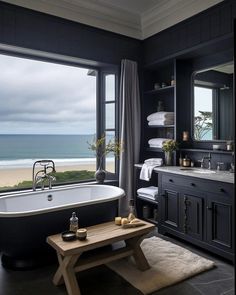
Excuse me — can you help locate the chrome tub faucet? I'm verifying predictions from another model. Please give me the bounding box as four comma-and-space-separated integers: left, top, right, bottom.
32, 160, 56, 191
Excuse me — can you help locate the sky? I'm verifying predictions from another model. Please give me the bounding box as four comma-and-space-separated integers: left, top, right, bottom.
0, 54, 97, 134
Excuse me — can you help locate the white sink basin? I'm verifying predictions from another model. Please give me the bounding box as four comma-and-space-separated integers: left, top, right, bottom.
180, 168, 216, 174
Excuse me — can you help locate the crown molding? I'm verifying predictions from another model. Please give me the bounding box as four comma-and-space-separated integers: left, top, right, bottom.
141, 0, 224, 39
2, 0, 224, 40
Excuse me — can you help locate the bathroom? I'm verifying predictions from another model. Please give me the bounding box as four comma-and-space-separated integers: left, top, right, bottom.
0, 0, 235, 295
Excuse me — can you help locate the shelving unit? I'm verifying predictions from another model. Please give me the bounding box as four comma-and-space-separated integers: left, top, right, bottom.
141, 59, 176, 164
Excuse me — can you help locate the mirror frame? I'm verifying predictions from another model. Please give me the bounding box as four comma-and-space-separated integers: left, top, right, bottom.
191, 62, 234, 144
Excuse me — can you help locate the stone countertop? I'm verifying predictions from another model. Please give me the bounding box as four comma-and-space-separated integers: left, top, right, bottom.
135, 164, 234, 184
154, 166, 234, 184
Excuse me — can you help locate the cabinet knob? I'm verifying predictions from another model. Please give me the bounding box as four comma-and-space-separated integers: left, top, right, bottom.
169, 179, 173, 182
220, 188, 225, 193
190, 183, 195, 187
207, 206, 212, 210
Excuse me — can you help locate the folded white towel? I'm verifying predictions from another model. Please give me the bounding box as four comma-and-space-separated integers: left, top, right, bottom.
145, 158, 163, 165
148, 138, 169, 147
148, 119, 174, 126
137, 186, 158, 198
147, 112, 174, 122
149, 145, 163, 148
137, 193, 155, 200
140, 160, 163, 181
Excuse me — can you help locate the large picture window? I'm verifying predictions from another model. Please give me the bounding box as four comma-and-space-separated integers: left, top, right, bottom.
0, 53, 118, 191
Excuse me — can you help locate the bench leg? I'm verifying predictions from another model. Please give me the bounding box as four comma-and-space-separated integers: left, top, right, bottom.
53, 252, 81, 295
126, 237, 150, 271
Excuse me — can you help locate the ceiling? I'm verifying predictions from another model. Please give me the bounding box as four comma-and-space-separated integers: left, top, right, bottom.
2, 0, 224, 39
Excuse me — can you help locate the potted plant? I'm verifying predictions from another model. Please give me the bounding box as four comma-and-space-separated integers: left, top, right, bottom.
88, 135, 122, 183
162, 139, 178, 166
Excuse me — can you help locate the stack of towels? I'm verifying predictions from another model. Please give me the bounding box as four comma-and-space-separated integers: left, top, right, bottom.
147, 111, 174, 126
140, 158, 163, 181
148, 138, 169, 148
137, 186, 159, 201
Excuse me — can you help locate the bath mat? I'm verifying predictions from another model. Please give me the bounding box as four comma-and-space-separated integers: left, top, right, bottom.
107, 236, 215, 294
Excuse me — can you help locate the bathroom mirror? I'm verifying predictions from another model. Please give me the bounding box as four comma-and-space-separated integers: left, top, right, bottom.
192, 61, 234, 141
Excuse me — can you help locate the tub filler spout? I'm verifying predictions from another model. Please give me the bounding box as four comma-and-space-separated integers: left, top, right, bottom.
32, 160, 56, 191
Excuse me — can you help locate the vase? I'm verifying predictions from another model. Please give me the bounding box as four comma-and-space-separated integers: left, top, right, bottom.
164, 151, 172, 166
95, 163, 106, 183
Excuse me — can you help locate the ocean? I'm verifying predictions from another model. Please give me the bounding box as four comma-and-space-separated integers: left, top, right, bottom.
0, 134, 102, 169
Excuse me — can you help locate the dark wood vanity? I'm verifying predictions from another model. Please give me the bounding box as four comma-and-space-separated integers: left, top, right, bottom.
157, 169, 234, 262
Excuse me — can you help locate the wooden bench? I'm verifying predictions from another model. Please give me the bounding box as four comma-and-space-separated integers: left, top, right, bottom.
47, 220, 155, 295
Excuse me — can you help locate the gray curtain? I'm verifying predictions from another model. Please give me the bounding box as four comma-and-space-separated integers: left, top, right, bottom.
119, 59, 141, 215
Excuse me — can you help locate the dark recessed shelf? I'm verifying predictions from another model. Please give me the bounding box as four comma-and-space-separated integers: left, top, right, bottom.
146, 147, 163, 152
148, 125, 174, 128
144, 85, 175, 94
180, 148, 233, 154
137, 195, 158, 205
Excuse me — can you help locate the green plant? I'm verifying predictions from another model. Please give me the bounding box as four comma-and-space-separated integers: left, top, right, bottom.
162, 139, 178, 152
194, 111, 213, 140
87, 135, 122, 166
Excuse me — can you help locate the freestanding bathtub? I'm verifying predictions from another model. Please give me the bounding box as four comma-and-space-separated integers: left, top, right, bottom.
0, 184, 125, 269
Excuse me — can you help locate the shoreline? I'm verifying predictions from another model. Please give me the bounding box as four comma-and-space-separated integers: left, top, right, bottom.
0, 163, 114, 187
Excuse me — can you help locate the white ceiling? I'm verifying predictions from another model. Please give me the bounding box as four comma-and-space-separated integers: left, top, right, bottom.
2, 0, 224, 39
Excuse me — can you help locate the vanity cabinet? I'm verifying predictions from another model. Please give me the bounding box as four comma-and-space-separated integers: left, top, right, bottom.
158, 172, 234, 261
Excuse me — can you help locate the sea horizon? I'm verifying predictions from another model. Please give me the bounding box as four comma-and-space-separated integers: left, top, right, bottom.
0, 134, 113, 169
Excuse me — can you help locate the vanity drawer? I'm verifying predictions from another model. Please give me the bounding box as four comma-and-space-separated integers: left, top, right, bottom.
162, 174, 233, 196
163, 174, 204, 191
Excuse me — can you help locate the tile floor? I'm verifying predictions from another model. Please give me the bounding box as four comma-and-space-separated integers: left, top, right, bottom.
0, 231, 234, 295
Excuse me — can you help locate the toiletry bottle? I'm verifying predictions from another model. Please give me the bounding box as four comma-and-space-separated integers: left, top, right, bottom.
128, 199, 136, 221
179, 152, 183, 166
70, 212, 78, 232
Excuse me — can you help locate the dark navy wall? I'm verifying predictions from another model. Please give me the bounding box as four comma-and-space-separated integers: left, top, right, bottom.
0, 1, 142, 66
143, 0, 235, 66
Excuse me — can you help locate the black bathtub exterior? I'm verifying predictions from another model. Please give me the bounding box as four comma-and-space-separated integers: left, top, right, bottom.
0, 199, 118, 269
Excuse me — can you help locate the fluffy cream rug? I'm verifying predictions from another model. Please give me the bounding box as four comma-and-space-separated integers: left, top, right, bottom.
107, 236, 215, 294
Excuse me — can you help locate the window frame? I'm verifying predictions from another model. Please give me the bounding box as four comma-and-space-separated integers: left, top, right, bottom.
98, 69, 119, 179
0, 45, 119, 191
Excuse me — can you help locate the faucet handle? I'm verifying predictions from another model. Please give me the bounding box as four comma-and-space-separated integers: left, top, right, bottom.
216, 162, 224, 171
198, 159, 204, 168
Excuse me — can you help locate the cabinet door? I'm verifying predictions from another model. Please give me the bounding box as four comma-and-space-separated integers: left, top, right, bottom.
206, 194, 233, 251
180, 193, 203, 240
161, 188, 180, 230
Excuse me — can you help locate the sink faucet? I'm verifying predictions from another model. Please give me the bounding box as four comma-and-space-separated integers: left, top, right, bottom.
200, 153, 212, 170
32, 160, 56, 191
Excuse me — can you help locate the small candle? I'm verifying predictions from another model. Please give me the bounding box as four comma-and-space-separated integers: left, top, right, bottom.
115, 217, 122, 225
76, 228, 87, 240
183, 131, 189, 141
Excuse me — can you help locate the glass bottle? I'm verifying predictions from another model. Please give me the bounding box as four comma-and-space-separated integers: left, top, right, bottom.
128, 199, 136, 221
70, 212, 78, 232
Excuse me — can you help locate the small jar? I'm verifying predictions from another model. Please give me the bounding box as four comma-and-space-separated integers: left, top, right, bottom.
182, 156, 191, 167
226, 141, 233, 151
76, 228, 87, 241
182, 131, 189, 141
161, 82, 167, 88
154, 83, 160, 90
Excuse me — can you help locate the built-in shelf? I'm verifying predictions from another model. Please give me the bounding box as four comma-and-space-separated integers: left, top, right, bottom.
146, 147, 163, 152
144, 85, 175, 95
148, 125, 174, 128
136, 195, 158, 205
180, 148, 233, 155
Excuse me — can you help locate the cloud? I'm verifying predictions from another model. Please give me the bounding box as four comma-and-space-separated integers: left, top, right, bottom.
0, 54, 97, 134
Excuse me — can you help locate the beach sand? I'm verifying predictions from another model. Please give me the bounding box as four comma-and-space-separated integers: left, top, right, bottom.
0, 163, 114, 187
